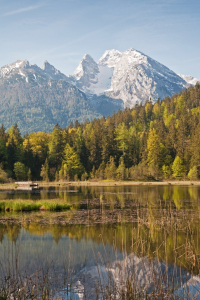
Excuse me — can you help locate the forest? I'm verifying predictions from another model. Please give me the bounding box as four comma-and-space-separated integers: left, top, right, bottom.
0, 83, 200, 182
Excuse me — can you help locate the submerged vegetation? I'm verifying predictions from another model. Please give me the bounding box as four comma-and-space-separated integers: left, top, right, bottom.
0, 84, 199, 182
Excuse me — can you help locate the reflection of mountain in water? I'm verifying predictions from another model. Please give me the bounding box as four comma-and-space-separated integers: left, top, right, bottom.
67, 253, 198, 300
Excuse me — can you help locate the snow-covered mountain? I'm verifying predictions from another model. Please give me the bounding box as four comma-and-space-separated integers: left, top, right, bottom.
0, 59, 72, 84
0, 49, 199, 133
178, 74, 199, 86
0, 58, 123, 134
73, 48, 198, 108
1, 50, 198, 110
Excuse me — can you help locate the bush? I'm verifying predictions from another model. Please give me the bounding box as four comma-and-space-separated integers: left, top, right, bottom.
129, 162, 149, 180
0, 167, 10, 183
172, 156, 185, 179
162, 165, 171, 179
81, 172, 88, 181
188, 166, 198, 180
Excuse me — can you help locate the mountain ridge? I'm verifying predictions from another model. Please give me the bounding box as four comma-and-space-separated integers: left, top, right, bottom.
0, 48, 199, 134
73, 48, 198, 108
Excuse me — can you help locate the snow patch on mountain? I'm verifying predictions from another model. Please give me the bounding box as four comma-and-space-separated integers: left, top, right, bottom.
73, 54, 99, 89
98, 49, 122, 68
0, 59, 72, 86
178, 74, 199, 86
0, 49, 198, 111
0, 60, 26, 77
104, 48, 187, 107
72, 48, 189, 108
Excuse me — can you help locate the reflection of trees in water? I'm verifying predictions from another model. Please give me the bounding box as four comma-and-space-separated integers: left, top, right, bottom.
1, 217, 200, 274
1, 185, 200, 274
0, 223, 21, 243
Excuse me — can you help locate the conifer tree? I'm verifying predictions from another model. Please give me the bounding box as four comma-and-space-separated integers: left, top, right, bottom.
117, 156, 126, 180
147, 128, 164, 168
40, 159, 49, 181
115, 122, 129, 156
14, 162, 27, 181
48, 124, 66, 169
172, 156, 185, 179
60, 143, 83, 180
104, 156, 116, 180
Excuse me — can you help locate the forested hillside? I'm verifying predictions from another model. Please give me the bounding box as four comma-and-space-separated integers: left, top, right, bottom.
0, 83, 200, 182
0, 80, 102, 134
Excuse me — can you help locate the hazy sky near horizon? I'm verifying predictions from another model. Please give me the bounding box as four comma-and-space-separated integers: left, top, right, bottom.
0, 0, 200, 78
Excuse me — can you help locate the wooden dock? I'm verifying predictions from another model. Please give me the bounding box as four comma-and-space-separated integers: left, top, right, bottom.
15, 181, 39, 190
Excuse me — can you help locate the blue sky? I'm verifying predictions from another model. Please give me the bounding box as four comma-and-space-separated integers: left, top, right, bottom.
0, 0, 200, 78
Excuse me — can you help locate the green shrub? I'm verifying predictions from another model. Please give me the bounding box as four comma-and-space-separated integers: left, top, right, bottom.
188, 166, 198, 180
162, 165, 171, 179
172, 156, 185, 179
0, 168, 10, 183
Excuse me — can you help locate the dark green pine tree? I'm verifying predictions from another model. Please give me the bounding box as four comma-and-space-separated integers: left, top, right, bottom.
175, 108, 190, 161
165, 118, 176, 162
48, 124, 66, 170
0, 124, 8, 143
190, 123, 200, 168
102, 119, 117, 164
88, 122, 103, 171
73, 127, 88, 170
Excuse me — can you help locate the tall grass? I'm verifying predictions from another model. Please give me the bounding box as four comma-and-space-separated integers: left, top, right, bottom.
0, 245, 198, 299
0, 227, 200, 299
0, 199, 71, 212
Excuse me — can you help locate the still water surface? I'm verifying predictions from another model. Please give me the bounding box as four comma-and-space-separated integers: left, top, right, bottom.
0, 185, 200, 296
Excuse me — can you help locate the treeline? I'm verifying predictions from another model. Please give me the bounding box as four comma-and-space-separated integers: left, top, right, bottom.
0, 83, 200, 182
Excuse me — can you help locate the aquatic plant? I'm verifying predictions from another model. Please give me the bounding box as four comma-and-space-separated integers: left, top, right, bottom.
0, 199, 71, 212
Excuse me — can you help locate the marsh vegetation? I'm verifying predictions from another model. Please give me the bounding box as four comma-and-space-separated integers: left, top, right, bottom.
0, 184, 200, 299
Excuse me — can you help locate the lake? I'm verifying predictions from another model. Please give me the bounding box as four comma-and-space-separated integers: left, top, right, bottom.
0, 184, 200, 299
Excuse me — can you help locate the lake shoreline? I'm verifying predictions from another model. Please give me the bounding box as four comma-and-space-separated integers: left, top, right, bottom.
0, 180, 200, 190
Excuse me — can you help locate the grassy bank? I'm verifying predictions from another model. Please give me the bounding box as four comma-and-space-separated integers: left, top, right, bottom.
0, 199, 71, 212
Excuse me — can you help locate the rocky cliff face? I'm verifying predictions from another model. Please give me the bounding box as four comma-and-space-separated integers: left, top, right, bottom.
0, 59, 71, 85
0, 60, 101, 134
73, 48, 191, 108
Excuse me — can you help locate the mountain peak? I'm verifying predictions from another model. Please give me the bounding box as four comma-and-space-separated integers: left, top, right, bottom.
0, 59, 30, 78
73, 54, 98, 82
82, 54, 94, 61
41, 60, 54, 71
98, 49, 122, 67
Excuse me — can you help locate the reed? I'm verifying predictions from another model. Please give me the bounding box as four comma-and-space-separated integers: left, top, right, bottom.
0, 199, 71, 212
0, 231, 199, 299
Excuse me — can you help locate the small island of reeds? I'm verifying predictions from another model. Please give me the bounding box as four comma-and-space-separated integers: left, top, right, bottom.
0, 199, 71, 212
